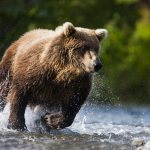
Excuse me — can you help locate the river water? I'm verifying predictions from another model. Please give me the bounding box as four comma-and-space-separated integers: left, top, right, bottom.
0, 103, 150, 150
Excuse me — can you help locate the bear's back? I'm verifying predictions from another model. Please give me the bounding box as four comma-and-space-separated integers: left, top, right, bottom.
16, 29, 55, 54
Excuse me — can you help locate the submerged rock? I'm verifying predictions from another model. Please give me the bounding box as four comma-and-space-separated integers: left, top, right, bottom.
132, 138, 145, 147
141, 141, 150, 150
132, 139, 150, 150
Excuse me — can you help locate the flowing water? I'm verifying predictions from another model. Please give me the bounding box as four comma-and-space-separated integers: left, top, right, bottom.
0, 103, 150, 150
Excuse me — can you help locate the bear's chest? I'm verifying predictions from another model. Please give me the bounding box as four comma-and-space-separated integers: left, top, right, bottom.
31, 74, 92, 105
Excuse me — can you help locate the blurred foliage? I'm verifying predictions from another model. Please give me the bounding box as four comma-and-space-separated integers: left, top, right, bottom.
0, 0, 149, 105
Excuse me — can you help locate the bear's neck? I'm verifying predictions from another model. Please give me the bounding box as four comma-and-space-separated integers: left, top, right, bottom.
55, 64, 89, 84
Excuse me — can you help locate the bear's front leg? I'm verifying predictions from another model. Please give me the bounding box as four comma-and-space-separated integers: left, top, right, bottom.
41, 112, 65, 129
41, 102, 83, 129
7, 89, 28, 131
41, 108, 78, 130
41, 89, 88, 130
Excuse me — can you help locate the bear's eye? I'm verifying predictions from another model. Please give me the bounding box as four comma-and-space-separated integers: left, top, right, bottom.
82, 45, 90, 51
95, 47, 99, 54
77, 45, 90, 52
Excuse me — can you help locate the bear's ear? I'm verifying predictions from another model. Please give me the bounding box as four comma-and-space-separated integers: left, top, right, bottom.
63, 22, 76, 37
95, 29, 108, 41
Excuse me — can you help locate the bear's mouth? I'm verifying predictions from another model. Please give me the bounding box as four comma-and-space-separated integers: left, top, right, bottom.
80, 63, 95, 73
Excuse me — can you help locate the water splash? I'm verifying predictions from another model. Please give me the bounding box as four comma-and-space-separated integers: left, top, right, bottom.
1, 103, 150, 149
1, 103, 150, 138
0, 103, 10, 129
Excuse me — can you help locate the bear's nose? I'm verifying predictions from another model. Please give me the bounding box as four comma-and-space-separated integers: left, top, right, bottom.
94, 59, 102, 72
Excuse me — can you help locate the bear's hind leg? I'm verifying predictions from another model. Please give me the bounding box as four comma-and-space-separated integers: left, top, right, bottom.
7, 89, 28, 131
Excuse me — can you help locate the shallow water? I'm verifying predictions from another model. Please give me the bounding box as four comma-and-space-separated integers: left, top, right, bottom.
0, 103, 150, 150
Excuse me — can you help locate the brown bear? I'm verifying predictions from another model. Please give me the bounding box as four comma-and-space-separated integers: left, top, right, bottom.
0, 22, 107, 131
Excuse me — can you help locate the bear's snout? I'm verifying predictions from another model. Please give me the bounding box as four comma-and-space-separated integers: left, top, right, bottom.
94, 59, 102, 72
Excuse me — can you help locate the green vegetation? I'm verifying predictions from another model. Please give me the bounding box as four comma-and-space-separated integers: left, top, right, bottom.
0, 0, 149, 105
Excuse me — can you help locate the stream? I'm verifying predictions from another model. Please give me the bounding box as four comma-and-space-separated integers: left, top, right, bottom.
0, 103, 150, 150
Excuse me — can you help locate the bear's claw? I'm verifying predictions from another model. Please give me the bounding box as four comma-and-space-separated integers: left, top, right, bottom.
41, 113, 65, 129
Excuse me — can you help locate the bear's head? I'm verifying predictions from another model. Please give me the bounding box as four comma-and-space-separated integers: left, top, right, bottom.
52, 22, 108, 73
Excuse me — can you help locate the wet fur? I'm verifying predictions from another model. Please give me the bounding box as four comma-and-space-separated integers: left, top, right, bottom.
0, 23, 106, 130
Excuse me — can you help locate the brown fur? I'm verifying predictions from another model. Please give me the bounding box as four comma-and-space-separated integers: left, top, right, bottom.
0, 22, 107, 130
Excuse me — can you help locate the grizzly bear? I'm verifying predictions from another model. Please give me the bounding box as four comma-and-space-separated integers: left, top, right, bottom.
0, 22, 107, 131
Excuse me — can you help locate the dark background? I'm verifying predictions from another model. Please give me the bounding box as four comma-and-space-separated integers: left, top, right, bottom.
0, 0, 149, 105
